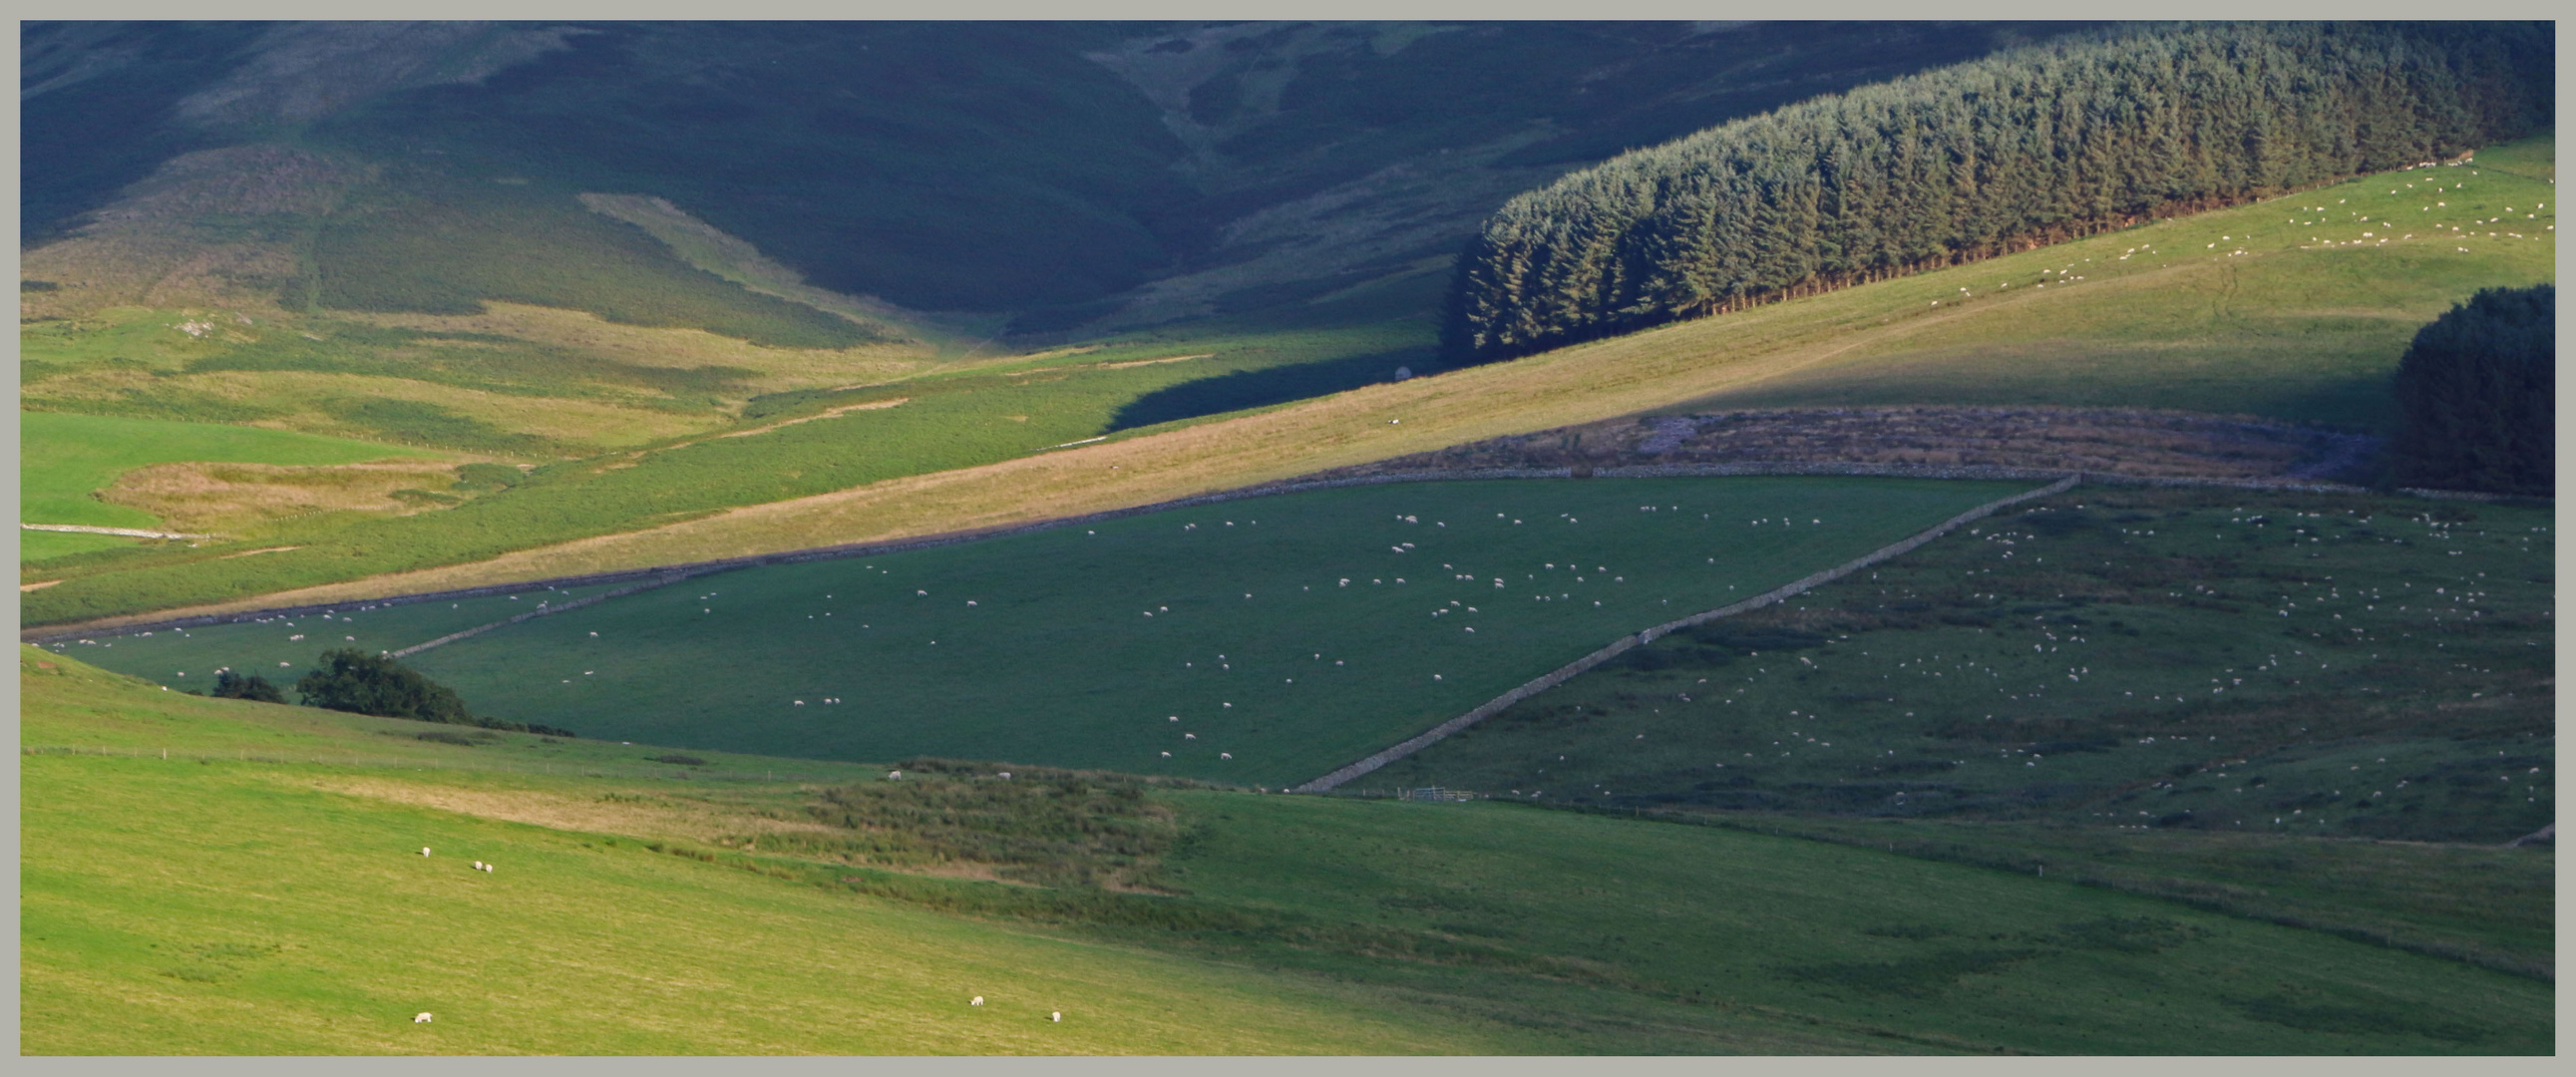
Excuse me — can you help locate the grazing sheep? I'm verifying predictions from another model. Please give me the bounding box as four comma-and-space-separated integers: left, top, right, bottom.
473, 861, 485, 871
415, 1013, 433, 1024
971, 996, 984, 1006
1050, 1011, 1062, 1023
889, 770, 903, 779
482, 864, 495, 874
420, 848, 432, 857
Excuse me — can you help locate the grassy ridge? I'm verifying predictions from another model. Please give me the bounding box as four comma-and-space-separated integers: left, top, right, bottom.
69, 477, 2024, 786
22, 648, 2549, 1053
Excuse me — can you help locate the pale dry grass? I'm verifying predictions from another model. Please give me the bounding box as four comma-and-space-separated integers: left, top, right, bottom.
319, 776, 843, 848
99, 459, 470, 534
318, 777, 1027, 885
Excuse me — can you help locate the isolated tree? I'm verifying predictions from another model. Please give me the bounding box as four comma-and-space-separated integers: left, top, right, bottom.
2390, 284, 2554, 495
294, 649, 476, 724
210, 669, 287, 703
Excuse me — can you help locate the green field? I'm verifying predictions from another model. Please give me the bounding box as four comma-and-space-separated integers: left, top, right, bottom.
23, 412, 442, 533
66, 477, 2027, 786
24, 647, 2550, 1053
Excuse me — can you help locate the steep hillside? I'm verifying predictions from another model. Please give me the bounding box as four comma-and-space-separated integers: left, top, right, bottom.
25, 21, 2079, 329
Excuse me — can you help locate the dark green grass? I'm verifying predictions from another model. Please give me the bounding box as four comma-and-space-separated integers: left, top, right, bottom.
1374, 486, 2553, 964
1119, 792, 2550, 1054
1671, 813, 2553, 981
1379, 487, 2552, 835
78, 478, 2027, 786
44, 579, 631, 700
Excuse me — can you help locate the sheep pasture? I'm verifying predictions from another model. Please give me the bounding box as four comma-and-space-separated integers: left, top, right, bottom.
74, 477, 2024, 785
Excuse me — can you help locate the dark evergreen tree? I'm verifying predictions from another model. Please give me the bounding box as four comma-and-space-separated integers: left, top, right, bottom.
210, 669, 286, 703
2390, 284, 2554, 496
1445, 22, 2553, 361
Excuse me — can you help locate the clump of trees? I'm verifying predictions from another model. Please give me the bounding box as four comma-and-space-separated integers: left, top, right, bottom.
2390, 284, 2554, 496
210, 669, 286, 703
293, 648, 575, 737
1444, 22, 2552, 361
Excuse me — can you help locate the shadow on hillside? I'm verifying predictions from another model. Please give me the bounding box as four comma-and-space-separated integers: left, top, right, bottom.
1105, 347, 1439, 432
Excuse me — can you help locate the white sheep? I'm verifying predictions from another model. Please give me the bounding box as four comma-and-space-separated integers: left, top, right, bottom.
482, 864, 495, 874
889, 770, 903, 780
420, 848, 432, 857
971, 996, 984, 1006
1050, 1011, 1062, 1023
473, 861, 486, 871
414, 1012, 433, 1024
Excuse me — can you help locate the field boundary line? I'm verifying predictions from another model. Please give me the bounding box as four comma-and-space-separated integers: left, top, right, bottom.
386, 572, 691, 659
23, 465, 2539, 644
1289, 474, 2083, 794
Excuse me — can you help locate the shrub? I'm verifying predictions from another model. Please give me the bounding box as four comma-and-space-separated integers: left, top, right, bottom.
2391, 284, 2554, 496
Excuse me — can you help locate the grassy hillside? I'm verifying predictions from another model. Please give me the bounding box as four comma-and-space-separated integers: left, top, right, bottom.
1691, 134, 2559, 428
20, 318, 1430, 621
19, 652, 1526, 1055
84, 136, 2540, 625
65, 476, 2026, 785
1372, 482, 2553, 973
25, 646, 2551, 1053
22, 137, 2553, 626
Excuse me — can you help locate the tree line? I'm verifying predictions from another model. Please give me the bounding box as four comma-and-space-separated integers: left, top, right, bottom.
1443, 22, 2553, 361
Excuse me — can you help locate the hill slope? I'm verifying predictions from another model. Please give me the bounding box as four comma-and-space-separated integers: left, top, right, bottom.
34, 137, 2544, 628
24, 646, 2552, 1054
